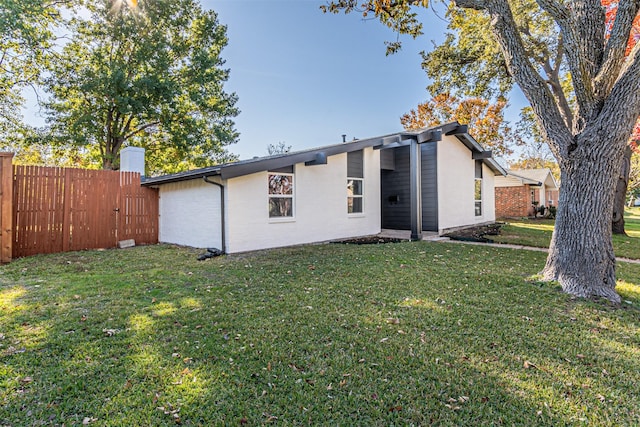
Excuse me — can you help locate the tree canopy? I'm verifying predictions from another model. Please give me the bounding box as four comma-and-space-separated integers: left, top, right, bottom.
0, 0, 70, 140
42, 0, 239, 174
401, 93, 516, 158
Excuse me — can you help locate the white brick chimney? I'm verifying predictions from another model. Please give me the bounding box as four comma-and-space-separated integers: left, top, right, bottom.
120, 147, 145, 178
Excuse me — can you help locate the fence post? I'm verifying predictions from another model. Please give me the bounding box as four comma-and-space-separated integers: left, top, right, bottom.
0, 152, 14, 263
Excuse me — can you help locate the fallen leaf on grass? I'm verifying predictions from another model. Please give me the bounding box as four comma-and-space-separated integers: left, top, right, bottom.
102, 328, 119, 337
263, 413, 278, 423
389, 406, 402, 412
80, 315, 87, 322
157, 404, 181, 424
386, 318, 400, 325
20, 376, 33, 384
82, 417, 97, 425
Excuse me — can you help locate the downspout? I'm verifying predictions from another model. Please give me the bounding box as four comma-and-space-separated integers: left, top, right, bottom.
203, 176, 226, 254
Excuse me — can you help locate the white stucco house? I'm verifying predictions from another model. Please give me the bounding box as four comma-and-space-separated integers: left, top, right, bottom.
138, 122, 506, 254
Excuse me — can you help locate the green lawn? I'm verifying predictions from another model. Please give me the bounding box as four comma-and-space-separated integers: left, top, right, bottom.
494, 207, 640, 259
1, 243, 639, 425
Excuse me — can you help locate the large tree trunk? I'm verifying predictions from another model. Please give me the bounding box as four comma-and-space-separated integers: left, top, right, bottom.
612, 145, 632, 234
542, 145, 622, 303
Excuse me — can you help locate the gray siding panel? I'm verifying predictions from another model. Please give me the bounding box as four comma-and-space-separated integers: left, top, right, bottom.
421, 142, 438, 232
380, 144, 438, 231
380, 149, 396, 170
347, 151, 363, 178
381, 146, 411, 229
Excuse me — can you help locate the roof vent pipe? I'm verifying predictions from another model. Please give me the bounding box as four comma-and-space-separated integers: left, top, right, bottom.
342, 134, 346, 143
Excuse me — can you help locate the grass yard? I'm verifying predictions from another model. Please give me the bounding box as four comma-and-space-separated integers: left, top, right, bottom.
1, 242, 639, 425
494, 207, 640, 259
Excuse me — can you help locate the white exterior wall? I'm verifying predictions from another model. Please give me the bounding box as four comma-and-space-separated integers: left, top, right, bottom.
436, 135, 497, 232
158, 179, 223, 249
225, 147, 381, 253
482, 163, 497, 222
494, 175, 527, 187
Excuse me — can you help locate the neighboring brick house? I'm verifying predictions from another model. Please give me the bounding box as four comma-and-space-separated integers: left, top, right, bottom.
494, 168, 559, 218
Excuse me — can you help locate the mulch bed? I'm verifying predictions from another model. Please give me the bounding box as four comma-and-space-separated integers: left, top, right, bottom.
332, 236, 405, 245
333, 223, 505, 245
444, 223, 504, 243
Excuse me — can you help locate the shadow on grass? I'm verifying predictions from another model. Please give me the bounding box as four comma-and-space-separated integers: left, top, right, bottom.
1, 243, 638, 425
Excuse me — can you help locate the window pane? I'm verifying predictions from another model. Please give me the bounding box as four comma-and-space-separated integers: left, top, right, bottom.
474, 179, 482, 201
348, 197, 363, 214
269, 198, 293, 217
475, 201, 482, 216
268, 174, 293, 195
347, 179, 363, 196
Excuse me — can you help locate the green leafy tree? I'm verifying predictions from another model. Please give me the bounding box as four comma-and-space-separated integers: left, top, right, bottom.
0, 0, 71, 139
401, 93, 516, 158
325, 0, 640, 303
43, 0, 239, 173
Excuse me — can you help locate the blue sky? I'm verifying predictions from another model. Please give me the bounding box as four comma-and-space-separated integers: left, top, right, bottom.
207, 0, 528, 160
21, 0, 528, 161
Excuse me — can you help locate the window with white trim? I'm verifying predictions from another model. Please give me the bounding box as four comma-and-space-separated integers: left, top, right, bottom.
268, 168, 294, 218
347, 178, 363, 213
474, 160, 483, 216
347, 151, 364, 214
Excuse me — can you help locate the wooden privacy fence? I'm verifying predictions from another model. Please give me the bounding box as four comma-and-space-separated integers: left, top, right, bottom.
0, 153, 158, 262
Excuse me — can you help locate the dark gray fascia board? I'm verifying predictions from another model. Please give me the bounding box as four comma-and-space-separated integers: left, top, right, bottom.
374, 141, 412, 150
304, 152, 328, 166
219, 136, 387, 179
142, 166, 222, 186
472, 150, 493, 160
441, 122, 468, 135
417, 129, 442, 143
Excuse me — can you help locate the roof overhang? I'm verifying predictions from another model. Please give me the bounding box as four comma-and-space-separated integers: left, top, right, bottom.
142, 121, 507, 186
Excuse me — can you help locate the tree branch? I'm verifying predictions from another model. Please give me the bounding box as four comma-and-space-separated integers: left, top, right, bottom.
455, 0, 573, 158
594, 0, 640, 99
123, 121, 160, 141
595, 43, 640, 151
536, 0, 601, 129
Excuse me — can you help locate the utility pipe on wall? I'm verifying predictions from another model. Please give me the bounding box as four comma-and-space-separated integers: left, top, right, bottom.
203, 176, 226, 253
